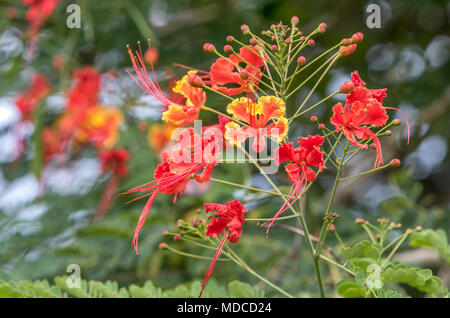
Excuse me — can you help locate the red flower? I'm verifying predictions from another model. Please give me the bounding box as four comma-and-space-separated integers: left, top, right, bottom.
331, 72, 391, 168
209, 45, 266, 95
67, 66, 101, 109
23, 0, 60, 37
125, 130, 222, 254
263, 135, 325, 234
15, 73, 50, 121
95, 148, 130, 219
199, 200, 247, 297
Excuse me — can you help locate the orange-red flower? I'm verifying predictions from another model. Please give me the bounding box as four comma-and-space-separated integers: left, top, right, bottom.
330, 72, 389, 168
126, 130, 222, 254
15, 73, 50, 121
224, 96, 288, 152
147, 123, 176, 153
199, 200, 247, 297
74, 105, 123, 149
209, 45, 266, 95
263, 135, 325, 234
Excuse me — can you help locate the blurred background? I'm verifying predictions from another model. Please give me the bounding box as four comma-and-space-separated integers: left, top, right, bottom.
0, 0, 448, 297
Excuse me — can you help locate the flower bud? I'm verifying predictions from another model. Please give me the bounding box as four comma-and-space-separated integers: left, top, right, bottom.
226, 35, 234, 43
310, 115, 318, 123
355, 218, 366, 224
308, 39, 315, 46
392, 118, 401, 126
300, 36, 306, 41
351, 32, 364, 44
376, 234, 381, 240
416, 226, 423, 231
158, 242, 167, 249
224, 44, 233, 54
285, 38, 292, 44
341, 38, 352, 46
173, 235, 180, 241
319, 22, 327, 29
297, 56, 306, 66
241, 24, 249, 34
188, 73, 204, 88
249, 38, 258, 45
328, 224, 335, 232
271, 44, 278, 52
390, 158, 401, 168
319, 27, 326, 34
385, 130, 392, 136
318, 123, 325, 130
291, 16, 299, 26
406, 228, 413, 233
340, 81, 355, 94
162, 230, 168, 236
339, 44, 357, 56
203, 43, 216, 54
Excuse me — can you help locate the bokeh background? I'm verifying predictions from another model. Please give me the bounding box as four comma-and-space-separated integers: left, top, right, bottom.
0, 0, 448, 297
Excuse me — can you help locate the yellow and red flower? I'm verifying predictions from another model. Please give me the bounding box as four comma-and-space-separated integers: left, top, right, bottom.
161, 71, 206, 126
224, 96, 288, 152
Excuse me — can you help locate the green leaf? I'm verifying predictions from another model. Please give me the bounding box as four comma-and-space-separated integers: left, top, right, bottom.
336, 279, 366, 298
341, 240, 382, 271
409, 229, 450, 264
228, 281, 261, 298
382, 262, 445, 296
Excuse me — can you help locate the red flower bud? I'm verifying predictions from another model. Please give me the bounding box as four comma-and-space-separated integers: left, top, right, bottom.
351, 32, 364, 44
241, 24, 249, 34
271, 44, 278, 52
173, 235, 180, 241
339, 44, 357, 56
223, 44, 233, 54
158, 242, 167, 249
340, 80, 355, 94
318, 123, 325, 130
392, 118, 401, 126
416, 226, 423, 231
203, 43, 216, 54
385, 130, 392, 136
310, 115, 318, 123
355, 218, 366, 224
390, 158, 401, 168
162, 230, 168, 236
249, 38, 257, 45
285, 38, 292, 44
308, 39, 315, 46
291, 16, 299, 25
319, 22, 327, 29
341, 38, 352, 46
376, 234, 381, 240
319, 27, 326, 34
188, 73, 204, 88
297, 56, 306, 66
226, 35, 234, 43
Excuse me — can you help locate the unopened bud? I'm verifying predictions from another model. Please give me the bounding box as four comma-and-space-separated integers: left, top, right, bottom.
406, 228, 413, 233
158, 242, 167, 249
224, 44, 233, 54
390, 158, 401, 168
339, 44, 357, 56
376, 234, 381, 240
271, 44, 278, 52
285, 38, 292, 44
241, 24, 249, 34
308, 39, 315, 46
341, 38, 352, 46
297, 56, 306, 66
355, 218, 366, 224
319, 22, 327, 29
385, 130, 392, 136
173, 235, 180, 241
416, 226, 423, 231
310, 115, 318, 123
291, 16, 299, 26
340, 81, 355, 94
319, 27, 326, 34
318, 123, 325, 130
351, 32, 364, 44
188, 73, 204, 88
226, 35, 234, 43
162, 230, 168, 236
203, 43, 216, 54
392, 118, 401, 126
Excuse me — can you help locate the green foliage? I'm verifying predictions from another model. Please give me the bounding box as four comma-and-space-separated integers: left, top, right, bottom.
341, 240, 382, 271
0, 277, 262, 298
409, 229, 450, 264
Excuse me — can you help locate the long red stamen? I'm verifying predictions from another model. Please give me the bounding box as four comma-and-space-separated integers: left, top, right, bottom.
384, 106, 410, 144
132, 190, 159, 255
199, 231, 229, 298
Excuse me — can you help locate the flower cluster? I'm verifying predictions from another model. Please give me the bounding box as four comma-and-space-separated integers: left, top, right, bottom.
126, 17, 408, 297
